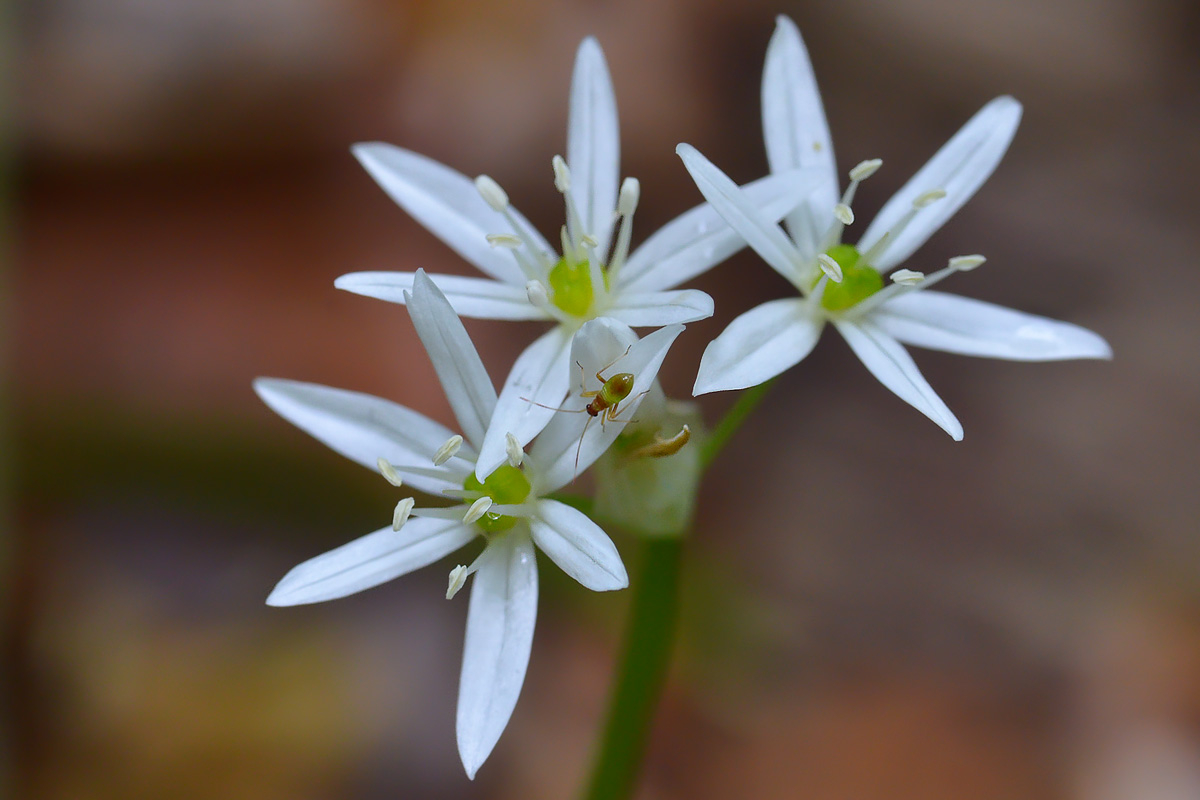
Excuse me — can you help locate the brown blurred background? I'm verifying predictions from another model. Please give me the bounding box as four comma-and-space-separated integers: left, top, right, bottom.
8, 0, 1200, 797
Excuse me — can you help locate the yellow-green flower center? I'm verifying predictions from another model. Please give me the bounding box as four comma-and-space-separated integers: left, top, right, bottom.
548, 258, 609, 317
816, 244, 883, 312
462, 465, 531, 533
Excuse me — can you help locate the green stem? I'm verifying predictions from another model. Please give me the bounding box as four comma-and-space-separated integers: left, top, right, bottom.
699, 378, 777, 470
582, 536, 683, 800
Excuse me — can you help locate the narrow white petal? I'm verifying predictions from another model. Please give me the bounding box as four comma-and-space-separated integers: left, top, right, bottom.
409, 272, 498, 451
619, 171, 817, 292
693, 299, 821, 394
604, 289, 714, 326
858, 97, 1022, 272
833, 319, 963, 440
352, 143, 551, 283
253, 378, 463, 494
335, 272, 547, 320
873, 290, 1112, 360
530, 499, 627, 591
266, 518, 475, 606
533, 322, 683, 492
761, 15, 839, 255
475, 326, 574, 480
567, 38, 620, 257
457, 532, 538, 779
676, 144, 806, 284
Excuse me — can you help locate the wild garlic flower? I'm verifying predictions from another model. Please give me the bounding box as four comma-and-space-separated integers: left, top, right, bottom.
255, 271, 679, 778
334, 37, 809, 479
678, 16, 1110, 439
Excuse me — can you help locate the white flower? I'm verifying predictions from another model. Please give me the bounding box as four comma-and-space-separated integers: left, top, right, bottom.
255, 271, 680, 778
333, 37, 810, 479
678, 16, 1111, 439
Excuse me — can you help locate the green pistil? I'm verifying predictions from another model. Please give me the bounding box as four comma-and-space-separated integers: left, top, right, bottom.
463, 465, 531, 533
817, 244, 883, 312
548, 257, 609, 317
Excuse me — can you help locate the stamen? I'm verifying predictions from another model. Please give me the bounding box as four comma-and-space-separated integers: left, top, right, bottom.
949, 254, 986, 271
552, 155, 571, 193
617, 177, 640, 216
377, 457, 403, 488
913, 188, 947, 208
628, 425, 691, 459
833, 203, 854, 225
463, 496, 493, 524
560, 225, 577, 264
505, 433, 524, 468
526, 279, 550, 308
475, 175, 509, 211
580, 233, 599, 249
433, 435, 464, 466
392, 497, 415, 531
890, 269, 925, 285
486, 233, 522, 249
817, 253, 844, 283
849, 159, 883, 181
446, 564, 469, 599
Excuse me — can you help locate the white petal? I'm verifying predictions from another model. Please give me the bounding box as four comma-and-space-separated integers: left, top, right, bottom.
457, 532, 538, 779
676, 144, 806, 285
253, 378, 463, 494
408, 271, 498, 450
533, 321, 683, 492
529, 499, 627, 591
352, 143, 551, 284
567, 38, 620, 258
858, 97, 1022, 272
474, 326, 574, 480
873, 290, 1112, 360
761, 15, 839, 256
619, 171, 816, 293
335, 272, 547, 320
693, 299, 821, 394
833, 319, 963, 440
604, 289, 714, 326
266, 518, 475, 606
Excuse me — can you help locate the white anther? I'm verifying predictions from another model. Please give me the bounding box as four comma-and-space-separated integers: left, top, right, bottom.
377, 457, 404, 487
580, 233, 599, 249
817, 253, 844, 283
463, 496, 493, 524
849, 159, 883, 181
913, 189, 947, 208
505, 433, 524, 468
949, 254, 986, 271
552, 155, 571, 192
890, 269, 925, 285
525, 279, 549, 308
392, 497, 415, 531
475, 175, 509, 211
486, 233, 522, 249
833, 203, 855, 225
446, 564, 469, 599
618, 177, 641, 216
433, 434, 464, 466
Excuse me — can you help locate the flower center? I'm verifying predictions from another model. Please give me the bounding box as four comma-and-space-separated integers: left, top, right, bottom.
462, 464, 531, 533
816, 244, 883, 312
548, 257, 608, 317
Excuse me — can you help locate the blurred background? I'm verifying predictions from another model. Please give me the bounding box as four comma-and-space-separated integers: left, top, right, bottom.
8, 0, 1200, 797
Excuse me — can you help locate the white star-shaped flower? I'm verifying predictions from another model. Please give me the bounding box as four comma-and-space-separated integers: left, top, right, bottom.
256, 271, 680, 778
678, 16, 1111, 439
334, 37, 809, 478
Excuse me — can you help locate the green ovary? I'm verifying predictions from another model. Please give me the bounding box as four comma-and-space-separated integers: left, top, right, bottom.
817, 244, 883, 312
463, 465, 531, 533
548, 257, 609, 317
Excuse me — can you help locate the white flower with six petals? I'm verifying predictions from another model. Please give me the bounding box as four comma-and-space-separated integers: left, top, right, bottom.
679, 16, 1110, 439
335, 37, 809, 478
256, 270, 680, 778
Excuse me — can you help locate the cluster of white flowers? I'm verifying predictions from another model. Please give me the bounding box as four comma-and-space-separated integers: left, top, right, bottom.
257, 17, 1109, 779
